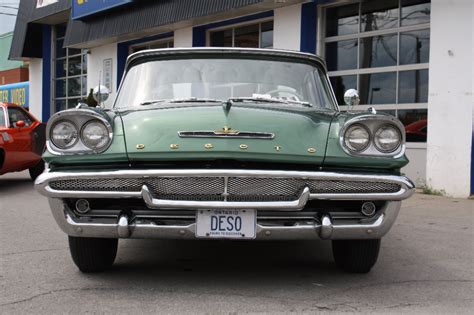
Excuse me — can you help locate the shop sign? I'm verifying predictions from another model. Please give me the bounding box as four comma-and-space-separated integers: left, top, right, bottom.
0, 82, 29, 108
36, 0, 58, 8
72, 0, 133, 19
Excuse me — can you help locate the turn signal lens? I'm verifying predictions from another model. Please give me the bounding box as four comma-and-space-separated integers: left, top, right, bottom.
50, 120, 78, 149
81, 120, 110, 150
374, 125, 401, 153
344, 124, 370, 152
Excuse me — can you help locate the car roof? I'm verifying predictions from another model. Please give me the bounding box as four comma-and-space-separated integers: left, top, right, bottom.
125, 47, 327, 73
0, 102, 23, 108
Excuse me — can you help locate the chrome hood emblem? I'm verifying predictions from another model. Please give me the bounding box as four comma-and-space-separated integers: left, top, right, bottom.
178, 126, 274, 139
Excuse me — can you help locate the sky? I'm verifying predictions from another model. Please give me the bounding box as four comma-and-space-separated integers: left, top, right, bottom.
0, 0, 20, 35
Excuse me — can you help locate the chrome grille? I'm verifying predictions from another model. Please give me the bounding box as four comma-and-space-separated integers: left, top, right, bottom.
227, 177, 303, 201
49, 176, 401, 201
49, 178, 143, 192
147, 177, 224, 201
307, 180, 400, 194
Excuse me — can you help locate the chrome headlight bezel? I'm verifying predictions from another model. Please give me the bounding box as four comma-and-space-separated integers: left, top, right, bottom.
340, 114, 405, 158
373, 124, 402, 153
343, 123, 371, 153
80, 120, 111, 151
49, 120, 79, 149
46, 109, 113, 155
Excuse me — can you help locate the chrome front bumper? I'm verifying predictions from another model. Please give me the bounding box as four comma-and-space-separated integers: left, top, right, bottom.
35, 169, 413, 240
35, 169, 415, 207
47, 198, 401, 240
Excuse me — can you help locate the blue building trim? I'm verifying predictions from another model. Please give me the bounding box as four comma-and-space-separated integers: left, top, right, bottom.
471, 131, 474, 195
116, 32, 174, 88
42, 25, 51, 122
300, 1, 317, 53
192, 10, 274, 47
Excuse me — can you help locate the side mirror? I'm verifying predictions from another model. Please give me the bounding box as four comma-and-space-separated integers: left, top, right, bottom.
15, 120, 26, 128
343, 89, 360, 107
93, 85, 110, 103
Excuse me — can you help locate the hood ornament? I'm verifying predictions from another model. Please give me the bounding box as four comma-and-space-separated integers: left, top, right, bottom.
222, 101, 232, 116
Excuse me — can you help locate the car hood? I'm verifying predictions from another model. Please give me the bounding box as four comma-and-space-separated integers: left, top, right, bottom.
119, 105, 335, 165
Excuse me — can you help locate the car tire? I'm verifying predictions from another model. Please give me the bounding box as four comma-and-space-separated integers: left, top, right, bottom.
68, 236, 118, 273
332, 239, 381, 273
29, 161, 45, 180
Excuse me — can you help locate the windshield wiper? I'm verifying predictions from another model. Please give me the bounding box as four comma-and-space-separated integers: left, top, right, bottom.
226, 97, 313, 107
140, 98, 223, 106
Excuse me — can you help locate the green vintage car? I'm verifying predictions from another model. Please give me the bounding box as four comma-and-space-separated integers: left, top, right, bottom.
35, 48, 414, 273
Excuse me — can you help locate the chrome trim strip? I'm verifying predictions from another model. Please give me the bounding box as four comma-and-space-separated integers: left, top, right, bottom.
141, 185, 311, 210
177, 130, 275, 139
35, 169, 415, 202
47, 198, 401, 240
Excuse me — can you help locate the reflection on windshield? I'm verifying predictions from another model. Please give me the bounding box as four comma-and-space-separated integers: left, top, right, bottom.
115, 58, 336, 110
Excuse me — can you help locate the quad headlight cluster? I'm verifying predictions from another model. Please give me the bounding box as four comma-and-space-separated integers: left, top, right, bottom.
47, 109, 113, 154
341, 115, 404, 157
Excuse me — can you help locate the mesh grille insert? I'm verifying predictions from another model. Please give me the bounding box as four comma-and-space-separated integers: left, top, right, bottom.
49, 176, 401, 201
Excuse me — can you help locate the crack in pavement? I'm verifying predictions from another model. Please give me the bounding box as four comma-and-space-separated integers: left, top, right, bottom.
0, 287, 123, 308
1, 248, 67, 257
339, 279, 473, 293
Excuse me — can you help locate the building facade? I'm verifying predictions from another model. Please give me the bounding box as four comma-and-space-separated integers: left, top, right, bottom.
0, 32, 29, 108
10, 0, 473, 197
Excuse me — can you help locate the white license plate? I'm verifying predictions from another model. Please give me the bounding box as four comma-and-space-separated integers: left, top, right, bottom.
196, 209, 256, 239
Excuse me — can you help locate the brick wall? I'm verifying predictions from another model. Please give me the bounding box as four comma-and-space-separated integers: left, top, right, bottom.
0, 67, 29, 85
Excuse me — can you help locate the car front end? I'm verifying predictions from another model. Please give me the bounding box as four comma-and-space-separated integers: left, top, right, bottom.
35, 48, 414, 273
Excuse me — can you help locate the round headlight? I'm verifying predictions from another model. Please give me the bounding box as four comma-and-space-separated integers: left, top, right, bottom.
50, 120, 78, 149
374, 125, 402, 153
81, 120, 110, 150
344, 124, 370, 152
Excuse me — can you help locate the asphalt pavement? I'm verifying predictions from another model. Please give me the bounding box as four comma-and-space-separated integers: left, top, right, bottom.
0, 171, 472, 314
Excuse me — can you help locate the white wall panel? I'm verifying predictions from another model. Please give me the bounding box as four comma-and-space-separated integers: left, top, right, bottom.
28, 59, 43, 121
426, 0, 473, 197
86, 43, 118, 108
174, 27, 193, 47
274, 4, 301, 50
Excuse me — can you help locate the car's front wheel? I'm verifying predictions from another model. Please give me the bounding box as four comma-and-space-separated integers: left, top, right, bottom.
29, 161, 45, 180
68, 236, 118, 273
332, 239, 381, 273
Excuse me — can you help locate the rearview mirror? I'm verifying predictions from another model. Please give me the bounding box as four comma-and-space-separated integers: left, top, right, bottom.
15, 120, 26, 128
344, 89, 360, 107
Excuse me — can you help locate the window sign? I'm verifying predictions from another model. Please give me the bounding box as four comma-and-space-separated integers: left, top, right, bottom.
103, 58, 113, 91
0, 82, 29, 108
72, 0, 133, 19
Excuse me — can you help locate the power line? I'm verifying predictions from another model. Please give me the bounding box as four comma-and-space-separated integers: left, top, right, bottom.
0, 11, 16, 16
0, 5, 18, 9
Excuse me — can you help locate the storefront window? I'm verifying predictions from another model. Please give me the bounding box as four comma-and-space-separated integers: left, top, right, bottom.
130, 38, 174, 54
323, 0, 430, 142
53, 24, 88, 112
209, 20, 273, 48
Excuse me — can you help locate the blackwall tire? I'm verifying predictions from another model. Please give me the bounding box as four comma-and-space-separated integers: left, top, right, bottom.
29, 161, 44, 180
68, 236, 118, 273
332, 239, 381, 273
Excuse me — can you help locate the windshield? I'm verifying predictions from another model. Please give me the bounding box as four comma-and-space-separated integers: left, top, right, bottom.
115, 58, 337, 110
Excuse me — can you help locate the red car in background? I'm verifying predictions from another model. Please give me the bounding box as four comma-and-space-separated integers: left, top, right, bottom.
0, 103, 46, 180
405, 119, 427, 142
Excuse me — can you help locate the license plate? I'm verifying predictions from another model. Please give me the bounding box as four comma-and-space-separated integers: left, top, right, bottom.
196, 209, 256, 239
